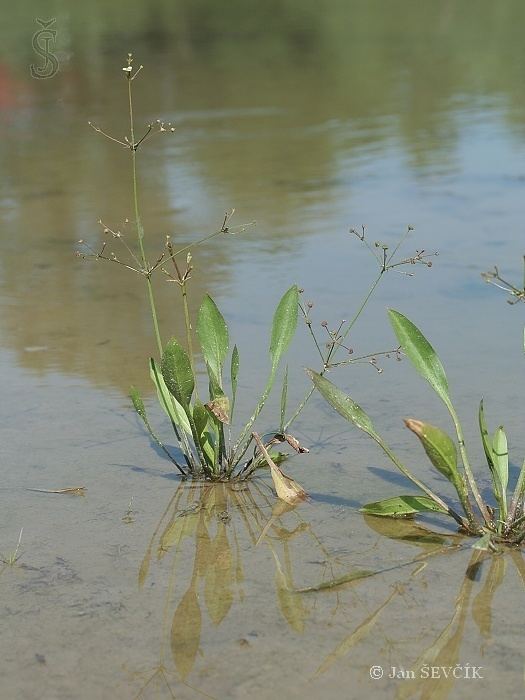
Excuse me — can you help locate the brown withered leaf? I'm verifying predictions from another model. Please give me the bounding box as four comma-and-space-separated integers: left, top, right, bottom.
205, 395, 230, 424
283, 434, 309, 453
266, 433, 310, 453
252, 432, 307, 505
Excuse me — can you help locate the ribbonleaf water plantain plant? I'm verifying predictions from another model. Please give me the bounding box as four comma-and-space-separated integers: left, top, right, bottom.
79, 55, 307, 498
131, 284, 308, 489
309, 310, 525, 547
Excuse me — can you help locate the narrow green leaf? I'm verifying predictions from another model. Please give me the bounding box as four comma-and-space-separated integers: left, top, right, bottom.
269, 285, 299, 373
478, 399, 495, 472
231, 288, 299, 464
150, 359, 191, 435
130, 382, 186, 474
360, 495, 448, 518
307, 369, 464, 525
508, 456, 525, 525
207, 364, 224, 401
492, 426, 509, 517
280, 366, 288, 433
230, 344, 240, 419
161, 338, 195, 407
193, 401, 209, 438
197, 295, 229, 383
307, 369, 378, 438
130, 386, 147, 422
404, 419, 459, 484
479, 400, 507, 519
388, 310, 450, 405
193, 402, 215, 466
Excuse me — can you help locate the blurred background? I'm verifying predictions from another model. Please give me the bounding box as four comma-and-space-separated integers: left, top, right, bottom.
1, 0, 525, 404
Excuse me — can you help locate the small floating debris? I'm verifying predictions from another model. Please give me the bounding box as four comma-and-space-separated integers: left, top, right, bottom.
26, 487, 86, 496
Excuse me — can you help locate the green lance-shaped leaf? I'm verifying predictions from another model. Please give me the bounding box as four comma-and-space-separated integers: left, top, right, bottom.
130, 385, 186, 475
360, 495, 448, 518
492, 425, 509, 518
193, 401, 215, 466
193, 401, 209, 439
307, 370, 379, 439
150, 359, 192, 435
479, 401, 508, 521
161, 342, 211, 472
161, 338, 195, 407
207, 363, 224, 401
203, 366, 228, 468
232, 286, 299, 463
404, 418, 473, 520
197, 295, 229, 384
269, 285, 299, 373
130, 386, 147, 422
479, 399, 495, 472
389, 310, 489, 529
230, 344, 240, 419
308, 369, 467, 528
404, 419, 459, 483
388, 310, 450, 405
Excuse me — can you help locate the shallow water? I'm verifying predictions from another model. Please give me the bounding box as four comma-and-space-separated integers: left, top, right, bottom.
2, 3, 525, 698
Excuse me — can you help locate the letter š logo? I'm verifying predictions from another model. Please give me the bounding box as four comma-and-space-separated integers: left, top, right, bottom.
30, 18, 59, 79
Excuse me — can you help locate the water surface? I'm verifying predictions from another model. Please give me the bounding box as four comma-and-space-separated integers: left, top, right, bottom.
1, 3, 525, 698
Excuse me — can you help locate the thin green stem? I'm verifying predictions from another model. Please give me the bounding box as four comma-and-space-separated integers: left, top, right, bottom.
181, 280, 197, 382
283, 386, 315, 433
334, 272, 383, 352
385, 226, 412, 267
300, 305, 325, 364
507, 456, 525, 526
446, 400, 492, 527
231, 367, 277, 466
284, 272, 384, 433
146, 276, 163, 357
128, 75, 163, 357
142, 417, 186, 476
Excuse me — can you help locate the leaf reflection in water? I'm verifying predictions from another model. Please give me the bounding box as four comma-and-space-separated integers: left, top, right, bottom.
133, 479, 335, 696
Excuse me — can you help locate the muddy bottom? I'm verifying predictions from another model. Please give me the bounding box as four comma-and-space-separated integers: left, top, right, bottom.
0, 356, 523, 700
